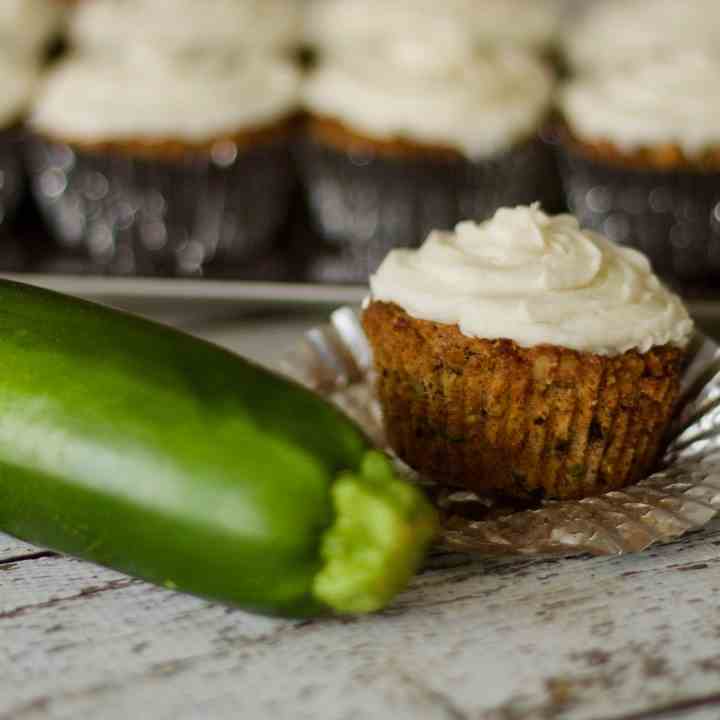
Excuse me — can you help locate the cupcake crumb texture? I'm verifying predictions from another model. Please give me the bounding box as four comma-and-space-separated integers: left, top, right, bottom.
362, 299, 686, 501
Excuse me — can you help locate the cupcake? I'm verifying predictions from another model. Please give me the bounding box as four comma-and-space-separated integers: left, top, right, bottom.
557, 51, 720, 286
563, 0, 720, 75
0, 0, 66, 59
27, 50, 301, 275
301, 47, 558, 282
68, 0, 303, 57
362, 205, 693, 502
305, 0, 561, 57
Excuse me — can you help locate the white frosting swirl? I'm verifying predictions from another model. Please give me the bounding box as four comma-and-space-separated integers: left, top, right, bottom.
564, 0, 720, 74
30, 51, 301, 143
370, 205, 693, 355
69, 0, 302, 55
561, 52, 720, 156
0, 0, 64, 57
306, 0, 561, 53
0, 54, 39, 128
304, 49, 553, 158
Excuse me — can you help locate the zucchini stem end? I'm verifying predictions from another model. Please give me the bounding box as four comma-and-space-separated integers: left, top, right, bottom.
313, 451, 438, 615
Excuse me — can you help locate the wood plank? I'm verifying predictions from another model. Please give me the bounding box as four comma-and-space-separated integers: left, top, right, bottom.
610, 697, 720, 720
0, 533, 45, 563
2, 524, 720, 719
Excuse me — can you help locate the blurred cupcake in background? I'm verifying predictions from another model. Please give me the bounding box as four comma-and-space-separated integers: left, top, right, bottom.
467, 0, 561, 58
27, 49, 301, 275
305, 0, 561, 58
0, 54, 40, 233
0, 0, 66, 59
68, 0, 303, 58
563, 0, 720, 76
300, 44, 557, 282
557, 51, 720, 286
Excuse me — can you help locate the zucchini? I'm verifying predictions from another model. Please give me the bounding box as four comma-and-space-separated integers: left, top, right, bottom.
0, 281, 436, 617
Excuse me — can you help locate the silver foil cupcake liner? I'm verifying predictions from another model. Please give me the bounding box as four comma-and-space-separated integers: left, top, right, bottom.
283, 308, 720, 557
299, 136, 562, 284
557, 143, 720, 286
26, 135, 296, 276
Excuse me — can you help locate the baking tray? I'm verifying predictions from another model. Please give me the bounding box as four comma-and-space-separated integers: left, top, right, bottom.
3, 273, 720, 341
5, 202, 720, 331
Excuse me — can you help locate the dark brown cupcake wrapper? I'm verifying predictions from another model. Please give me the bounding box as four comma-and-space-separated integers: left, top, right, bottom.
556, 142, 720, 287
0, 129, 25, 228
25, 134, 296, 276
362, 302, 686, 502
299, 135, 563, 283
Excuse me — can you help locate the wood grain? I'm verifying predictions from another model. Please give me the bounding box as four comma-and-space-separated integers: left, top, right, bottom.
1, 523, 720, 719
0, 533, 45, 563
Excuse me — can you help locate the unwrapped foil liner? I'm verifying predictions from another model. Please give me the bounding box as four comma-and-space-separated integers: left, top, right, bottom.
282, 307, 720, 557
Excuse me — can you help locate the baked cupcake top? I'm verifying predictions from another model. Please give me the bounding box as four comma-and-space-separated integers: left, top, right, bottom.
370, 204, 693, 356
69, 0, 302, 55
564, 0, 720, 74
0, 54, 40, 129
30, 50, 302, 144
306, 0, 560, 54
560, 52, 720, 157
1, 0, 65, 57
303, 48, 553, 159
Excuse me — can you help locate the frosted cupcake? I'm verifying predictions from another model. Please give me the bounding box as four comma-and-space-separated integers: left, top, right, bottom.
27, 50, 301, 275
564, 0, 720, 75
301, 47, 558, 282
306, 0, 561, 57
69, 0, 303, 57
0, 0, 66, 59
362, 205, 693, 502
558, 51, 720, 285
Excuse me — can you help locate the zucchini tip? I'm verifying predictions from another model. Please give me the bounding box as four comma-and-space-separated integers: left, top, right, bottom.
312, 451, 438, 615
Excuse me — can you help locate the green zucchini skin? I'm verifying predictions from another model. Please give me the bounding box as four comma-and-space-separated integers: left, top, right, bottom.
0, 280, 371, 617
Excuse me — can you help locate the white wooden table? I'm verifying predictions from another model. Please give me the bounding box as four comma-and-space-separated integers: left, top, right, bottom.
3, 308, 720, 720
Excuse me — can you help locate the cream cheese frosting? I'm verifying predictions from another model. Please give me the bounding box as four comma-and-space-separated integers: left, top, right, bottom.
0, 54, 39, 128
370, 205, 693, 356
564, 0, 720, 74
306, 0, 561, 54
560, 51, 720, 156
69, 0, 302, 55
0, 0, 65, 57
304, 49, 553, 158
30, 50, 301, 143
